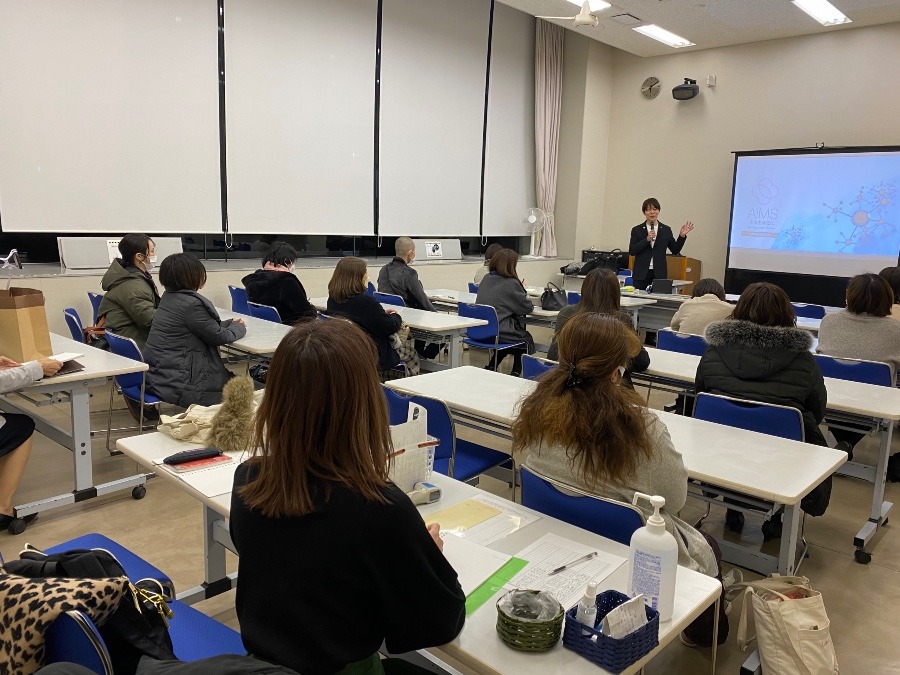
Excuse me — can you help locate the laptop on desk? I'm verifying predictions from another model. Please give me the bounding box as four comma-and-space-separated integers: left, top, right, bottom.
649, 279, 673, 294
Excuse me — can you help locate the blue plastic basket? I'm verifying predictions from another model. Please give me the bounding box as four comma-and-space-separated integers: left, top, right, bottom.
562, 590, 660, 673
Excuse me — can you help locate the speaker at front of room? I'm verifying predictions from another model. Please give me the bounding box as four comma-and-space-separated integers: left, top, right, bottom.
672, 78, 699, 100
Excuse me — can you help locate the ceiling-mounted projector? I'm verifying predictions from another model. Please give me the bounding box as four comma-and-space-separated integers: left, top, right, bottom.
672, 78, 699, 100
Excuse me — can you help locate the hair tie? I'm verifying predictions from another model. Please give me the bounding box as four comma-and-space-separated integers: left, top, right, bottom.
565, 363, 583, 389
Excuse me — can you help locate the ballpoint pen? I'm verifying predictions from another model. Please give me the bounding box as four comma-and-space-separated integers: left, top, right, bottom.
548, 551, 598, 576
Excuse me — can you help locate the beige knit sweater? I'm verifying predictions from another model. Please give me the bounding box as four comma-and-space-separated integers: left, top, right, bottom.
816, 310, 900, 379
670, 294, 733, 335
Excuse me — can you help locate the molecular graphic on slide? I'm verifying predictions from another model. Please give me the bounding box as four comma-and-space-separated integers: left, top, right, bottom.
825, 181, 896, 251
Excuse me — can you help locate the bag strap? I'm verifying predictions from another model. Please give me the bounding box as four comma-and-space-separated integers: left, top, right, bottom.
736, 587, 757, 651
545, 282, 561, 292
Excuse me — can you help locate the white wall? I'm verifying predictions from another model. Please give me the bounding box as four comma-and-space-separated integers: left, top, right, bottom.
597, 22, 900, 280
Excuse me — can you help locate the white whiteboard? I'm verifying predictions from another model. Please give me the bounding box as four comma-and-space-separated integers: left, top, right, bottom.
483, 4, 536, 236
224, 0, 377, 235
0, 0, 221, 233
378, 0, 491, 237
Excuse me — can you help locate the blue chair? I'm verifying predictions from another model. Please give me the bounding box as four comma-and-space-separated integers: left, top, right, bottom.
104, 331, 163, 450
693, 392, 804, 441
814, 354, 894, 387
791, 302, 826, 319
228, 285, 249, 314
656, 328, 707, 356
618, 268, 632, 276
624, 276, 633, 287
522, 354, 556, 381
567, 291, 581, 305
88, 292, 104, 325
458, 303, 527, 371
519, 466, 645, 546
374, 291, 406, 307
468, 282, 479, 293
46, 611, 112, 674
64, 308, 86, 343
366, 281, 376, 296
247, 301, 282, 323
383, 385, 412, 425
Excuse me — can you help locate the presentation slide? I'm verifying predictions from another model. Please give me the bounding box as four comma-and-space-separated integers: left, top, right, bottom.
728, 151, 900, 277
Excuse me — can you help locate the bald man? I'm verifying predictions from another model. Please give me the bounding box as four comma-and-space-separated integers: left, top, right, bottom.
377, 236, 436, 312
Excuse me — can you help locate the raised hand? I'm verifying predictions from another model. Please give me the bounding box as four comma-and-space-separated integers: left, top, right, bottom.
680, 221, 695, 237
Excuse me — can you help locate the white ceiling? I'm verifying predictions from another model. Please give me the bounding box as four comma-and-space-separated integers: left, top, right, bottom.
497, 0, 900, 57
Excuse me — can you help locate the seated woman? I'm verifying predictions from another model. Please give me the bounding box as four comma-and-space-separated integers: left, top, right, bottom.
475, 248, 535, 376
474, 243, 502, 285
817, 273, 900, 456
241, 241, 317, 325
879, 266, 900, 320
230, 319, 465, 673
144, 253, 247, 408
697, 282, 831, 534
0, 355, 61, 529
547, 268, 649, 387
98, 233, 160, 348
669, 278, 733, 335
512, 313, 724, 647
327, 257, 419, 377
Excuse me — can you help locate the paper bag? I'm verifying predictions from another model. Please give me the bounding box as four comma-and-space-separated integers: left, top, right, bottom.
0, 287, 53, 362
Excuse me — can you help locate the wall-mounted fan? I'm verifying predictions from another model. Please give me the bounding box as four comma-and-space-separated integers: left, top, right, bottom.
521, 208, 547, 258
536, 1, 603, 29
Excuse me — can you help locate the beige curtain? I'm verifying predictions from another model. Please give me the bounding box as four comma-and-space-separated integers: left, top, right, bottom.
534, 20, 564, 257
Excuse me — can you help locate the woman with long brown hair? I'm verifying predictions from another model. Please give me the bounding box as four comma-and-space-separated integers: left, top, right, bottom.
230, 319, 464, 674
547, 268, 649, 387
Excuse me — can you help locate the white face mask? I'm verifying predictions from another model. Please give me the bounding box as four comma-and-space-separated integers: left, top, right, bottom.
143, 254, 156, 271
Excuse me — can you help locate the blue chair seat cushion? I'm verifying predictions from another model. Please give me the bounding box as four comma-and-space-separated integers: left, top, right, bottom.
120, 386, 163, 405
447, 441, 513, 482
462, 338, 527, 351
168, 600, 245, 661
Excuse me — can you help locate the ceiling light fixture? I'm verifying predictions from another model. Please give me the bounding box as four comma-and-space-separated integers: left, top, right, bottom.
567, 0, 611, 11
791, 0, 851, 26
632, 24, 695, 49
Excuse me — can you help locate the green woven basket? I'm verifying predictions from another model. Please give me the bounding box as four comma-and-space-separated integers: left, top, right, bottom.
496, 590, 564, 652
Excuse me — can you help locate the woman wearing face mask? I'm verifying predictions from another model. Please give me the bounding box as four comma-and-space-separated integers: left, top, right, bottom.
144, 253, 247, 407
242, 242, 317, 325
98, 233, 160, 348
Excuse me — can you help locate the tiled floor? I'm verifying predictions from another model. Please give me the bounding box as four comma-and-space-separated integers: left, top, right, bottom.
2, 348, 899, 674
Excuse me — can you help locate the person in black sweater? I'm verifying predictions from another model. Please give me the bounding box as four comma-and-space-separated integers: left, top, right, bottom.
327, 257, 419, 376
242, 242, 317, 325
230, 320, 464, 674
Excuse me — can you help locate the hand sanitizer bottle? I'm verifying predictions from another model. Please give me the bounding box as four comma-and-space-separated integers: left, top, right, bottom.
628, 493, 678, 622
575, 581, 599, 635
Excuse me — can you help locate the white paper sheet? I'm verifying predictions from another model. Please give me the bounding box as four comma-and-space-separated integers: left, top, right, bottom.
172, 462, 239, 499
453, 494, 540, 546
441, 533, 512, 597
507, 533, 626, 611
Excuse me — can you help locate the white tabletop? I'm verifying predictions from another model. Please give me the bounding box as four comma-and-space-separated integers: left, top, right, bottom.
386, 367, 847, 505
621, 291, 688, 304
117, 431, 720, 675
25, 334, 147, 388
641, 347, 900, 421
214, 307, 291, 356
309, 297, 487, 332
426, 288, 559, 319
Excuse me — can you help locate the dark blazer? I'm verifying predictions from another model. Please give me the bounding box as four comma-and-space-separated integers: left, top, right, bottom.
241, 269, 316, 325
628, 221, 685, 281
377, 257, 436, 311
475, 273, 535, 349
143, 291, 246, 407
326, 292, 402, 371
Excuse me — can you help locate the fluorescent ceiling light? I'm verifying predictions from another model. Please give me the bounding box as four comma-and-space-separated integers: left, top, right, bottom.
632, 24, 695, 49
791, 0, 851, 26
567, 0, 612, 11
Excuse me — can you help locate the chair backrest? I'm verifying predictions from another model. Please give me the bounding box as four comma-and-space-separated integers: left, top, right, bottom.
383, 385, 412, 425
458, 303, 499, 343
374, 291, 405, 307
791, 302, 826, 319
618, 268, 631, 276
814, 354, 894, 387
64, 308, 86, 343
247, 301, 282, 323
104, 331, 147, 391
567, 291, 581, 305
693, 392, 804, 441
381, 387, 454, 465
467, 282, 479, 294
45, 610, 113, 674
624, 276, 633, 287
522, 354, 556, 381
87, 292, 104, 325
366, 281, 376, 296
656, 328, 707, 356
519, 466, 645, 546
228, 285, 250, 314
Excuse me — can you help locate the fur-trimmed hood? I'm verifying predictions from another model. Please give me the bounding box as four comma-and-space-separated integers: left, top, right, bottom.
703, 320, 813, 379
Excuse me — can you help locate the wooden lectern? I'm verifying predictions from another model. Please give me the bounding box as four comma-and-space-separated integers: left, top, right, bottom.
626, 255, 702, 294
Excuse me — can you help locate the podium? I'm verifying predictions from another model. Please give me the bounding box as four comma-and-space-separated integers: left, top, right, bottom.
626, 255, 701, 294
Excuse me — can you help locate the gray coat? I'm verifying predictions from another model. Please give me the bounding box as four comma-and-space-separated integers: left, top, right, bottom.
144, 291, 246, 408
474, 273, 535, 348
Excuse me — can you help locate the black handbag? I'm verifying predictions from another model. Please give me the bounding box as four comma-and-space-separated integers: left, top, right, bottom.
540, 282, 567, 311
581, 249, 622, 275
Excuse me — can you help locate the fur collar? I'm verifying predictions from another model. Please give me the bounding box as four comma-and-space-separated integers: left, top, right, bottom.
704, 320, 812, 352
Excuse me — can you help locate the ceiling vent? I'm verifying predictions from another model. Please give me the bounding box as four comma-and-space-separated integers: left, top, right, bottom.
610, 13, 644, 27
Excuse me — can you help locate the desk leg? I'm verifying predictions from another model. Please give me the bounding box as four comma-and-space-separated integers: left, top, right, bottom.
853, 420, 894, 562
178, 504, 237, 604
779, 504, 801, 576
448, 332, 461, 369
710, 594, 719, 675
71, 387, 93, 492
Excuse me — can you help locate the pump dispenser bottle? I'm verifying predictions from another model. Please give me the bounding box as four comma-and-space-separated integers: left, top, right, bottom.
628, 493, 677, 622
